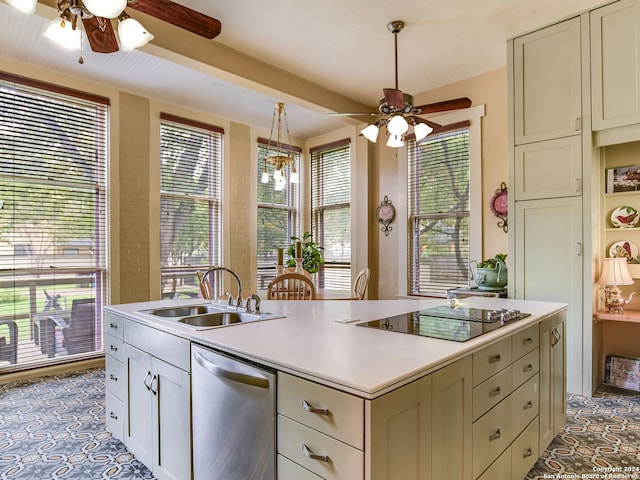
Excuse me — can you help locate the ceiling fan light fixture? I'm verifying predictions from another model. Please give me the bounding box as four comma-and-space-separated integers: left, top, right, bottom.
361, 124, 379, 143
83, 0, 126, 18
6, 0, 37, 14
414, 122, 433, 141
387, 114, 409, 135
44, 14, 81, 50
118, 12, 154, 51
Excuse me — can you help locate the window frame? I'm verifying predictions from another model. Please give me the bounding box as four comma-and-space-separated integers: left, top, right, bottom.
402, 105, 484, 297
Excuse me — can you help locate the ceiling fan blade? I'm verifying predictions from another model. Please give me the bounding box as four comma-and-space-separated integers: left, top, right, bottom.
409, 116, 441, 130
414, 97, 472, 114
327, 112, 379, 117
82, 16, 119, 53
383, 88, 404, 109
128, 0, 222, 39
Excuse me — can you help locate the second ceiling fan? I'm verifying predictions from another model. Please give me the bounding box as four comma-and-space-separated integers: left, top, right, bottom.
331, 20, 472, 147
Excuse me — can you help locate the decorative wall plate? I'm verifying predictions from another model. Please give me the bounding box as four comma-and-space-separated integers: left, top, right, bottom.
610, 206, 639, 228
376, 196, 396, 236
609, 240, 639, 262
490, 182, 508, 233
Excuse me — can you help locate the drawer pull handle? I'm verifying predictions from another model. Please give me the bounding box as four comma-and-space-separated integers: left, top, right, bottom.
523, 364, 533, 372
109, 374, 117, 381
110, 345, 118, 352
302, 443, 330, 463
523, 400, 534, 410
143, 371, 153, 391
522, 338, 532, 345
489, 429, 501, 441
489, 387, 502, 397
109, 323, 118, 329
523, 448, 533, 458
489, 354, 501, 364
109, 412, 118, 419
302, 400, 330, 416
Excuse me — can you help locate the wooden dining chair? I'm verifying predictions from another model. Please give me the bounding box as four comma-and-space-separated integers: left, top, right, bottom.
196, 271, 213, 300
335, 267, 370, 300
267, 272, 316, 300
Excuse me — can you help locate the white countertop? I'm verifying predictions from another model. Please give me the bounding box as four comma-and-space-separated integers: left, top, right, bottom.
106, 297, 566, 399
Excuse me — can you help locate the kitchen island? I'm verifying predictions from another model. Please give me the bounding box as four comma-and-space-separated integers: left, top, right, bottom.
104, 296, 566, 480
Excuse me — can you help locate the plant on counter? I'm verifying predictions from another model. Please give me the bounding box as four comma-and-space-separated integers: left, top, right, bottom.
286, 231, 324, 273
477, 253, 507, 269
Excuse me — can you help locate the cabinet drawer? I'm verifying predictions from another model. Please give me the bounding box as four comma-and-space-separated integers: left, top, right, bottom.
125, 320, 190, 371
511, 374, 539, 436
105, 353, 126, 401
105, 390, 125, 442
278, 454, 324, 480
477, 446, 511, 480
472, 395, 513, 478
473, 365, 513, 421
278, 415, 364, 480
511, 324, 539, 360
104, 334, 124, 363
473, 337, 512, 387
512, 417, 539, 480
278, 372, 364, 449
512, 349, 539, 389
104, 312, 124, 340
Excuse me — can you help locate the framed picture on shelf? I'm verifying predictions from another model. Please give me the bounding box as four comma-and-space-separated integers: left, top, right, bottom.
606, 166, 640, 193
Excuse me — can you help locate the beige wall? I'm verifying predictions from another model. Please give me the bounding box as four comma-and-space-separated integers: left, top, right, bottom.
2, 58, 509, 303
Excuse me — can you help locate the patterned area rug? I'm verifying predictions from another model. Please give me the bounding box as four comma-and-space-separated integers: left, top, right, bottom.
526, 385, 640, 480
0, 368, 155, 479
1, 368, 639, 479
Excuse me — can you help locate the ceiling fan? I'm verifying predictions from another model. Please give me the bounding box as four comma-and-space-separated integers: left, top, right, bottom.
331, 20, 472, 147
52, 0, 221, 54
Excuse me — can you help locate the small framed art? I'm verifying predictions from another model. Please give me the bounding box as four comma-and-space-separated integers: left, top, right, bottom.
606, 165, 640, 193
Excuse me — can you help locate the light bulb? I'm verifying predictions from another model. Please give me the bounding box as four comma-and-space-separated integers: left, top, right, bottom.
414, 123, 433, 141
289, 170, 299, 184
261, 170, 269, 183
273, 168, 283, 181
386, 134, 404, 148
83, 0, 127, 18
118, 16, 154, 51
6, 0, 37, 14
361, 124, 379, 143
387, 115, 409, 135
274, 177, 286, 191
44, 17, 81, 50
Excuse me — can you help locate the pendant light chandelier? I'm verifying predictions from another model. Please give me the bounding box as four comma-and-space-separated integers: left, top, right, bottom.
261, 102, 299, 191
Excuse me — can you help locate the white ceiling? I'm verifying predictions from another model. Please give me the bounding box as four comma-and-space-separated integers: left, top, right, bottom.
0, 0, 606, 138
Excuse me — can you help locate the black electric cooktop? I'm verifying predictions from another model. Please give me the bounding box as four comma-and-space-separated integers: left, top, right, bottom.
357, 305, 531, 342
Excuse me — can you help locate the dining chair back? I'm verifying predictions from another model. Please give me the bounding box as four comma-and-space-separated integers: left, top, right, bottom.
197, 271, 213, 300
267, 272, 316, 300
352, 267, 371, 300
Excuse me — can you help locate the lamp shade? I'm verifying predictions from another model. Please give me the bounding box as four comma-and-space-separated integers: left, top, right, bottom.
6, 0, 37, 14
414, 122, 433, 141
83, 0, 127, 18
43, 17, 81, 50
361, 124, 379, 143
599, 257, 634, 286
387, 115, 409, 135
386, 134, 404, 148
118, 16, 154, 51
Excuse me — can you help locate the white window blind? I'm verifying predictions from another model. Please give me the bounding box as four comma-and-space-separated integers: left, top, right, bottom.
408, 122, 472, 297
311, 139, 351, 291
159, 113, 223, 299
256, 138, 300, 289
0, 71, 108, 371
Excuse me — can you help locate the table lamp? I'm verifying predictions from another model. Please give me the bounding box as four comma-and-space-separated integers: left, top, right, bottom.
599, 257, 635, 313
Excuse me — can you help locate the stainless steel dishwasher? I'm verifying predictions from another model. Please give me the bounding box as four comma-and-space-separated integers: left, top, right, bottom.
191, 344, 276, 480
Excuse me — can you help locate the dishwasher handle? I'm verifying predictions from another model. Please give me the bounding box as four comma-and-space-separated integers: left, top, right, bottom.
194, 351, 271, 389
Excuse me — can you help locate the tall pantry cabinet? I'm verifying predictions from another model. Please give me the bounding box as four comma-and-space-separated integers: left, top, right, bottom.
508, 15, 594, 395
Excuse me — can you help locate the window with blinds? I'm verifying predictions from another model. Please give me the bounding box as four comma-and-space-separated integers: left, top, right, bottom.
311, 139, 351, 291
408, 123, 472, 297
0, 72, 108, 372
159, 113, 223, 299
256, 138, 300, 289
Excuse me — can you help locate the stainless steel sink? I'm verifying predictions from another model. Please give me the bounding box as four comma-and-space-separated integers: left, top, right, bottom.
178, 311, 260, 327
139, 303, 285, 330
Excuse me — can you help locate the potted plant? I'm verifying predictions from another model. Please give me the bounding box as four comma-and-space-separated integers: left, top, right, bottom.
470, 253, 507, 291
286, 232, 324, 274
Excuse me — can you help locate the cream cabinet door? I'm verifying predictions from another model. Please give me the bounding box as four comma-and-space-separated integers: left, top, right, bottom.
513, 17, 582, 144
591, 0, 640, 131
431, 356, 472, 480
514, 197, 581, 394
368, 375, 431, 480
514, 136, 582, 200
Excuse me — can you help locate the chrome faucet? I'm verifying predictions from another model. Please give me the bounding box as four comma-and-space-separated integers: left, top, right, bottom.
199, 266, 243, 309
